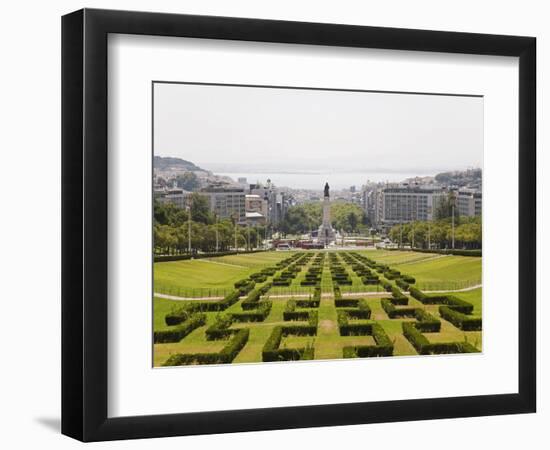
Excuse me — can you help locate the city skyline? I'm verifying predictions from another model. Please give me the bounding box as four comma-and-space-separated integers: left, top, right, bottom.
154, 82, 483, 178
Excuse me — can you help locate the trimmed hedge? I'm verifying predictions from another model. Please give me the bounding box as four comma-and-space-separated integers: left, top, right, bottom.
383, 269, 401, 280
154, 249, 268, 263
154, 313, 207, 343
262, 326, 315, 362
401, 275, 416, 284
231, 301, 272, 322
272, 278, 291, 286
414, 308, 441, 332
411, 248, 481, 257
258, 282, 273, 296
381, 298, 417, 318
166, 290, 241, 318
342, 323, 394, 358
380, 279, 393, 292
335, 298, 359, 308
205, 315, 234, 340
439, 305, 482, 331
409, 287, 474, 314
241, 289, 262, 310
296, 298, 320, 308
390, 286, 408, 304
395, 278, 410, 291
163, 328, 250, 365
237, 281, 256, 296
402, 322, 479, 355
164, 308, 190, 326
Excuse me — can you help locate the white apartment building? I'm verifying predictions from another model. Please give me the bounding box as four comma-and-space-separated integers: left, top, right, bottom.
201, 186, 246, 222
379, 187, 446, 229
457, 188, 482, 217
154, 188, 192, 209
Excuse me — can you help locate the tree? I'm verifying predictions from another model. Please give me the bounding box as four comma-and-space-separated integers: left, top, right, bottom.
189, 193, 213, 224
434, 192, 460, 223
387, 216, 481, 250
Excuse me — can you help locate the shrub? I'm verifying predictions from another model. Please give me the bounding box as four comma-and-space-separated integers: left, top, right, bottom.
402, 322, 479, 355
409, 288, 474, 314
439, 306, 482, 331
383, 269, 401, 280
381, 298, 416, 318
396, 278, 410, 291
262, 326, 316, 362
241, 289, 262, 310
214, 290, 241, 311
165, 307, 190, 326
414, 309, 441, 332
258, 282, 273, 296
342, 323, 393, 357
380, 279, 393, 292
411, 248, 481, 257
231, 301, 272, 322
163, 328, 249, 365
296, 298, 320, 308
234, 278, 250, 289
272, 278, 291, 286
283, 310, 310, 321
249, 272, 267, 282
335, 298, 359, 308
260, 267, 277, 276
205, 315, 234, 340
154, 313, 206, 343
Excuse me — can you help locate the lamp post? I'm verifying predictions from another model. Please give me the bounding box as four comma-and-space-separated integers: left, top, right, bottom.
411, 222, 415, 249
215, 214, 219, 253
232, 213, 238, 252
451, 192, 456, 249
428, 222, 431, 250
186, 196, 192, 256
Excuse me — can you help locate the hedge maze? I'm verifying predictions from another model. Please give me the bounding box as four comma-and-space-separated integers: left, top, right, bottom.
154, 250, 482, 366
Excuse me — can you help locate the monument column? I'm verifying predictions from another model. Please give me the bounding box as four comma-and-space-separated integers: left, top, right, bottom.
318, 182, 335, 245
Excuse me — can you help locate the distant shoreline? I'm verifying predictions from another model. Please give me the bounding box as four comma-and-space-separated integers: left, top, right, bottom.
216, 171, 432, 190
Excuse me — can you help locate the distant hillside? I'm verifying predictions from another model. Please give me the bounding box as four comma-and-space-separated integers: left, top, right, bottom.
153, 156, 205, 172
435, 168, 482, 187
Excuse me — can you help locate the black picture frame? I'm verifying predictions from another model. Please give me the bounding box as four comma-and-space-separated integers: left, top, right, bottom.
62, 8, 536, 442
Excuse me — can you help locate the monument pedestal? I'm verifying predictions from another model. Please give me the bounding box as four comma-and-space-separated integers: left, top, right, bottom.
317, 188, 335, 245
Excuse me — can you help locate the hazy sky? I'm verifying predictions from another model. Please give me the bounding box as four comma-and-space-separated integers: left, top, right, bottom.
153, 82, 483, 176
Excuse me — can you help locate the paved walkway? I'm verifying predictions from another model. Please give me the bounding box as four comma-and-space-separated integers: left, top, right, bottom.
154, 283, 482, 302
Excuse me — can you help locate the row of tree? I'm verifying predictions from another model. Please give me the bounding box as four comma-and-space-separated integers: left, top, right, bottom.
154, 198, 266, 255
387, 216, 482, 249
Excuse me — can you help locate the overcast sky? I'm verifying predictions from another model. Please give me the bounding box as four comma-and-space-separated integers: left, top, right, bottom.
153, 82, 483, 176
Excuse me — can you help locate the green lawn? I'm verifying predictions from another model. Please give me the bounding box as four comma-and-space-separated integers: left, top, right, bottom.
153, 250, 483, 366
386, 255, 481, 290
154, 251, 293, 296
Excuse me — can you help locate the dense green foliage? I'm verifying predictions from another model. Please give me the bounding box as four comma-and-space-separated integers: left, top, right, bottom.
277, 202, 369, 235
154, 197, 266, 254
388, 216, 482, 250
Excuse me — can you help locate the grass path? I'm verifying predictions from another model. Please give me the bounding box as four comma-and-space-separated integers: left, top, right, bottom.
314, 296, 341, 360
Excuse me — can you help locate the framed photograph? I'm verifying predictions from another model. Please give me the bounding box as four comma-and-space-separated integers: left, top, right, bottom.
62, 8, 536, 442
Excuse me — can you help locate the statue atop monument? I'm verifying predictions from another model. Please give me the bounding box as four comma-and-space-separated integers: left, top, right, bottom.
318, 182, 335, 245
